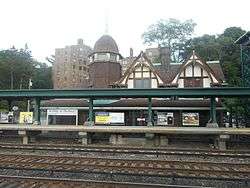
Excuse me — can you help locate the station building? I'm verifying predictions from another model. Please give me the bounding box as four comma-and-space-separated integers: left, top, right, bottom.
42, 34, 226, 127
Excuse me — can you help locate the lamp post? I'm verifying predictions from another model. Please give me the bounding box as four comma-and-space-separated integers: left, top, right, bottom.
27, 78, 32, 112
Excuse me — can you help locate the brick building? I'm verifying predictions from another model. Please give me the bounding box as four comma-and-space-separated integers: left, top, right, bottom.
53, 39, 92, 89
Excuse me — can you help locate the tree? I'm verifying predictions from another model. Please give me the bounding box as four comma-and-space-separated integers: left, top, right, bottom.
142, 18, 196, 63
32, 62, 53, 89
0, 46, 34, 89
184, 27, 245, 86
184, 34, 221, 61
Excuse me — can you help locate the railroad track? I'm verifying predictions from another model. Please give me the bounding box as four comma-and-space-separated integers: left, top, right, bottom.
0, 175, 210, 188
0, 153, 249, 181
0, 143, 249, 158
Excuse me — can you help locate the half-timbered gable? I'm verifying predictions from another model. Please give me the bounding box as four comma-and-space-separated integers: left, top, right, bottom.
115, 52, 164, 88
172, 51, 223, 88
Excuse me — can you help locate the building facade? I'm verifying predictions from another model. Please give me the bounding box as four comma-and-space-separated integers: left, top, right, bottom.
46, 34, 225, 127
53, 39, 92, 89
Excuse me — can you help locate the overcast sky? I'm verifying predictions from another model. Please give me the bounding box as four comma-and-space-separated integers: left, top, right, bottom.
0, 0, 249, 63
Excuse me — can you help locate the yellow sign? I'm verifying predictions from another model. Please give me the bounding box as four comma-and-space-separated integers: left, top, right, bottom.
95, 114, 111, 124
19, 112, 33, 124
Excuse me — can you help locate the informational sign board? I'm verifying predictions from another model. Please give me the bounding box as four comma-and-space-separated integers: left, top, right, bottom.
182, 112, 199, 126
46, 109, 78, 126
157, 112, 174, 126
19, 112, 33, 124
47, 109, 77, 116
95, 112, 124, 125
109, 112, 124, 124
0, 112, 9, 123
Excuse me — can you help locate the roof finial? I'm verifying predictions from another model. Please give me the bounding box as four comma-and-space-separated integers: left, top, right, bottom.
192, 49, 195, 56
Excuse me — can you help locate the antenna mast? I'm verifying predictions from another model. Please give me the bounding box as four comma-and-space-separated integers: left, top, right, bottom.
105, 10, 109, 34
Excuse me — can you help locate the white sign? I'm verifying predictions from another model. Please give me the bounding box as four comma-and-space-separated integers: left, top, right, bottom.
47, 109, 77, 116
137, 118, 146, 121
0, 112, 9, 123
109, 112, 124, 124
157, 112, 174, 126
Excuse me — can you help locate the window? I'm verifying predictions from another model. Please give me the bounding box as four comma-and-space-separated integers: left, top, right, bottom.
96, 53, 108, 61
79, 66, 82, 70
184, 78, 202, 87
110, 54, 117, 62
134, 79, 151, 88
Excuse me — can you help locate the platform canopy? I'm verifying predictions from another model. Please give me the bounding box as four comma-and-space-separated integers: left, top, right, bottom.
0, 88, 249, 100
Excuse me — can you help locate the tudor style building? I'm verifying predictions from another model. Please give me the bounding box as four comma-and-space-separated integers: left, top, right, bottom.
114, 50, 224, 89
44, 34, 225, 127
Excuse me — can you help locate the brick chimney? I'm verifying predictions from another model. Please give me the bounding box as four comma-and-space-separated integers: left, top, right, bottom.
130, 48, 133, 58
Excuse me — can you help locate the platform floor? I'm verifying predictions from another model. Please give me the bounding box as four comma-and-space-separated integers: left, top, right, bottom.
0, 124, 250, 135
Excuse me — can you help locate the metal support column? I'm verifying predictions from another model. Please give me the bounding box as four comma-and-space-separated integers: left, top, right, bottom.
88, 98, 94, 125
207, 96, 218, 127
34, 98, 40, 125
147, 97, 153, 126
211, 97, 216, 123
132, 110, 136, 126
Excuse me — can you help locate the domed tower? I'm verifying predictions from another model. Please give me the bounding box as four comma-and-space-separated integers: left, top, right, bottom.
89, 35, 122, 88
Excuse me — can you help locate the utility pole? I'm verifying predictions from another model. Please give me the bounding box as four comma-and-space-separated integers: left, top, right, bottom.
10, 69, 14, 89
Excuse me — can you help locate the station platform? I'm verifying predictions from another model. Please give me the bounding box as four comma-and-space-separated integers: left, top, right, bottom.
0, 124, 250, 135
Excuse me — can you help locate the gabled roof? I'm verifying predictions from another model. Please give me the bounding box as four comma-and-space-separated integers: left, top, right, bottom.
116, 50, 225, 87
154, 64, 181, 85
115, 51, 165, 85
171, 50, 224, 84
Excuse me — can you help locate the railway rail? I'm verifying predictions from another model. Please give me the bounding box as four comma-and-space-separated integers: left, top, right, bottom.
0, 175, 211, 188
1, 143, 250, 157
0, 153, 249, 181
0, 143, 249, 158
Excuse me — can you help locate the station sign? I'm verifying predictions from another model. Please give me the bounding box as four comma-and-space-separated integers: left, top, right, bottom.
47, 109, 78, 116
182, 112, 199, 126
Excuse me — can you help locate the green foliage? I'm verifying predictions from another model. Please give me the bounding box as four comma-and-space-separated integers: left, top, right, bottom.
32, 62, 53, 89
185, 27, 245, 86
0, 46, 53, 90
0, 46, 53, 111
0, 46, 34, 89
0, 101, 8, 112
142, 18, 196, 63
